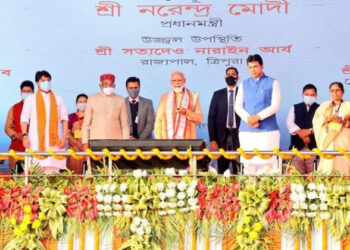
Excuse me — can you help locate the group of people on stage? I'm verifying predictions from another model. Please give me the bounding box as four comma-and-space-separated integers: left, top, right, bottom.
4, 54, 350, 175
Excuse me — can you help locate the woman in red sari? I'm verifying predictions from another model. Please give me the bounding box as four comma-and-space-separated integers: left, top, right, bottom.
67, 94, 88, 174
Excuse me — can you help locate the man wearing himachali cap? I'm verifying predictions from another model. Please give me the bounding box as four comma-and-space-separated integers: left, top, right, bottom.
82, 74, 129, 150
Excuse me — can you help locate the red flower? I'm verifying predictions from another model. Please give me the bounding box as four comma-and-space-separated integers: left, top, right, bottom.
197, 180, 207, 192
231, 181, 240, 192
265, 185, 292, 224
65, 181, 98, 222
196, 182, 240, 222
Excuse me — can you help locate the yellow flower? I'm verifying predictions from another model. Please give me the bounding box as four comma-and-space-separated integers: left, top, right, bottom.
38, 212, 46, 220
23, 205, 32, 214
243, 216, 251, 225
10, 217, 17, 226
253, 222, 263, 232
32, 219, 41, 229
14, 227, 23, 236
23, 214, 31, 225
249, 231, 258, 240
19, 223, 28, 232
237, 225, 243, 234
244, 226, 251, 233
236, 235, 243, 243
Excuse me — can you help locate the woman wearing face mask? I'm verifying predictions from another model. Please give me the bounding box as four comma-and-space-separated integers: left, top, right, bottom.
67, 94, 88, 174
313, 82, 350, 174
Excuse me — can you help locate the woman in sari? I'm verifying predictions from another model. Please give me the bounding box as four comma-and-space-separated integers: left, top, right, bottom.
313, 82, 350, 174
67, 94, 88, 174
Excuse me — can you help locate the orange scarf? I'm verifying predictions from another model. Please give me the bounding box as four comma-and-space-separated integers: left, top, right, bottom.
36, 91, 60, 151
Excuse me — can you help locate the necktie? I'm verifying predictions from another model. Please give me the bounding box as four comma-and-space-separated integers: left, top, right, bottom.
228, 90, 234, 128
131, 100, 136, 105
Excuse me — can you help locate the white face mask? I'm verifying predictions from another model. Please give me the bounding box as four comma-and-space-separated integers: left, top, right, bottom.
103, 87, 114, 96
173, 87, 184, 94
21, 92, 32, 100
77, 103, 87, 111
40, 81, 51, 92
303, 96, 316, 105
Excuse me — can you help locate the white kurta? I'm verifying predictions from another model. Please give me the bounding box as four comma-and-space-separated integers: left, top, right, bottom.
235, 79, 281, 168
21, 91, 68, 169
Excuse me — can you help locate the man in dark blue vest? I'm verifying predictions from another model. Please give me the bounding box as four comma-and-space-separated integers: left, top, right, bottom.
208, 67, 241, 174
235, 54, 281, 174
287, 84, 319, 174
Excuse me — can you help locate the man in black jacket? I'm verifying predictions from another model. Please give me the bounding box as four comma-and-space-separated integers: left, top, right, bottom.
208, 67, 241, 174
286, 84, 319, 174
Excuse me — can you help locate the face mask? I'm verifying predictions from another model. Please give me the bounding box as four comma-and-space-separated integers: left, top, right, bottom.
40, 81, 51, 92
77, 103, 87, 111
173, 87, 184, 94
225, 76, 237, 86
21, 92, 32, 100
103, 87, 114, 96
304, 96, 316, 105
127, 89, 140, 99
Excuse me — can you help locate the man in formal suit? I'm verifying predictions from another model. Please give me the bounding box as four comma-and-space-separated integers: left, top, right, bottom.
208, 67, 241, 174
124, 77, 155, 139
82, 73, 129, 149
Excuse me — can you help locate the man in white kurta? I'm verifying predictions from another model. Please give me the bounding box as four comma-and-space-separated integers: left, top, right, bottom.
235, 54, 281, 174
20, 71, 68, 173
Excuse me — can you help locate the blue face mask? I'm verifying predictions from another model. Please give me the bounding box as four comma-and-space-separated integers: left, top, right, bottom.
40, 81, 51, 92
21, 92, 32, 100
303, 96, 316, 105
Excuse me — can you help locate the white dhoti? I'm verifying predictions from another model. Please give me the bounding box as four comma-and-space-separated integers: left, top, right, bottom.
239, 130, 280, 174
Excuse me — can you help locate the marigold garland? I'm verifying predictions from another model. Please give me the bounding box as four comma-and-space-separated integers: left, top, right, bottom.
337, 148, 350, 159
102, 148, 121, 161
253, 148, 272, 159
312, 148, 335, 159
135, 148, 152, 160
151, 148, 173, 160
67, 148, 84, 160
48, 149, 66, 160
85, 148, 103, 161
272, 148, 293, 160
172, 148, 189, 160
203, 148, 221, 160
9, 149, 25, 161
27, 149, 48, 160
237, 148, 254, 160
291, 148, 312, 159
120, 149, 138, 161
219, 148, 239, 160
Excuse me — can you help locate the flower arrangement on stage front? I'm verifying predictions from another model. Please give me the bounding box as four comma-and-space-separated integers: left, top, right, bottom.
120, 217, 154, 250
326, 177, 350, 239
2, 185, 46, 250
265, 184, 292, 225
96, 183, 125, 218
63, 180, 99, 234
157, 178, 198, 216
38, 187, 67, 239
196, 180, 240, 222
235, 178, 271, 250
4, 204, 47, 250
4, 170, 350, 249
287, 180, 329, 236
